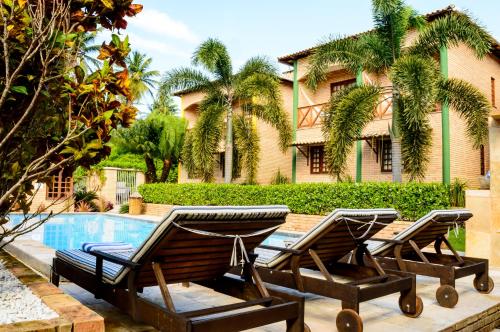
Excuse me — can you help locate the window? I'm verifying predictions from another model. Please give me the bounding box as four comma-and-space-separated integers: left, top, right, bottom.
310, 146, 328, 174
492, 77, 496, 108
379, 139, 392, 172
480, 145, 486, 176
46, 169, 73, 200
331, 79, 356, 94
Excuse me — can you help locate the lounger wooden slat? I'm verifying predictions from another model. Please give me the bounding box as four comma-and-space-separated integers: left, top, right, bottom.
51, 206, 307, 332
368, 209, 494, 308
242, 209, 423, 332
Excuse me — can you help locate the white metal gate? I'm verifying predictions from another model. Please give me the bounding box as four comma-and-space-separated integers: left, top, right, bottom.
116, 170, 137, 205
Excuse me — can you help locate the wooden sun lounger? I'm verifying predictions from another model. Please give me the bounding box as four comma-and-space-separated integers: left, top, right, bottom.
235, 209, 423, 332
51, 206, 307, 332
367, 209, 494, 308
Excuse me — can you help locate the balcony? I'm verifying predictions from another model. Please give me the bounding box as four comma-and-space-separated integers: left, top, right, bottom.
297, 103, 327, 128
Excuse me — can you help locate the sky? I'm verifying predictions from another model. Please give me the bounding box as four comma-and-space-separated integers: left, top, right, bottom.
117, 1, 500, 111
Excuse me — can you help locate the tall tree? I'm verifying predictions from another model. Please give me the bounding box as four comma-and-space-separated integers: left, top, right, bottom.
150, 90, 179, 115
162, 39, 292, 183
76, 30, 101, 72
126, 51, 160, 103
307, 3, 492, 182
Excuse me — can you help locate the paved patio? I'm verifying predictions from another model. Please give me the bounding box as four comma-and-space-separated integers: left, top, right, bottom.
59, 268, 500, 331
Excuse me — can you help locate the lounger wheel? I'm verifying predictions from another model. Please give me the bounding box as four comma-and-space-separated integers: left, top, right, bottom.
436, 285, 459, 308
336, 309, 363, 332
398, 295, 423, 318
304, 323, 311, 332
473, 276, 494, 294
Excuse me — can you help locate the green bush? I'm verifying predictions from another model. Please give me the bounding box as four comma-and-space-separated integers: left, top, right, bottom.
138, 183, 451, 221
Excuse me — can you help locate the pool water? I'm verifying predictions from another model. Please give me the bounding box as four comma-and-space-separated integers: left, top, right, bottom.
7, 214, 302, 251
7, 214, 156, 250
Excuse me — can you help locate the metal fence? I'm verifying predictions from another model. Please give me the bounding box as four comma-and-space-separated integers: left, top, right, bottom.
116, 170, 138, 205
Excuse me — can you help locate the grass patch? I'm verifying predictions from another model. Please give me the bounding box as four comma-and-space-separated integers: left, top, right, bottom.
447, 226, 465, 252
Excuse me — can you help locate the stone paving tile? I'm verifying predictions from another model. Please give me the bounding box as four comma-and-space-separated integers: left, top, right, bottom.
60, 270, 500, 332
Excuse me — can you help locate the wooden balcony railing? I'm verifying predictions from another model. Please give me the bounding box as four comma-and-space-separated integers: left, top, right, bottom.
297, 103, 327, 128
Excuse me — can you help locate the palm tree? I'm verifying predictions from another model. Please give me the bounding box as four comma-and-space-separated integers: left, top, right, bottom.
75, 31, 101, 72
161, 38, 292, 183
126, 51, 160, 104
306, 2, 492, 182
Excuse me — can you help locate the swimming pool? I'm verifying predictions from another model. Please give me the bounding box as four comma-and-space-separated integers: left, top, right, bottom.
7, 214, 302, 251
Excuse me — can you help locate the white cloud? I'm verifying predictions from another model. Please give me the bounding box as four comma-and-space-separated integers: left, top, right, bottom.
127, 32, 191, 58
129, 9, 199, 44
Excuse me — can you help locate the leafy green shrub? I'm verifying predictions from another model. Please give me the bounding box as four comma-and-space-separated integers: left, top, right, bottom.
138, 183, 451, 221
271, 170, 290, 185
119, 204, 129, 214
74, 189, 98, 211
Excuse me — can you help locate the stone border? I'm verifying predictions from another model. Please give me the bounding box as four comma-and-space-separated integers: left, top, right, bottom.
0, 251, 104, 332
440, 303, 500, 331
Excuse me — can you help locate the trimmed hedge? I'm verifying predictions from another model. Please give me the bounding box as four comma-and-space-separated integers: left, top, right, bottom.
138, 183, 451, 221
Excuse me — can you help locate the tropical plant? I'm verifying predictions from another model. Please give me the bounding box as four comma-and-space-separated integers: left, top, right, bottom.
126, 51, 160, 104
161, 38, 292, 183
114, 114, 187, 183
119, 203, 130, 214
93, 196, 113, 212
271, 169, 291, 185
306, 2, 492, 182
150, 90, 179, 115
74, 189, 98, 211
0, 0, 142, 248
75, 201, 94, 212
76, 30, 102, 72
449, 178, 467, 207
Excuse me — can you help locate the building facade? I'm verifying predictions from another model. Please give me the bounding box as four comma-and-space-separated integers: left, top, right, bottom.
178, 7, 500, 188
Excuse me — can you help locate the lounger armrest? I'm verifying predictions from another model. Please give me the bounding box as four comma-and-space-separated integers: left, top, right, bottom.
90, 250, 140, 269
258, 245, 303, 255
369, 238, 405, 245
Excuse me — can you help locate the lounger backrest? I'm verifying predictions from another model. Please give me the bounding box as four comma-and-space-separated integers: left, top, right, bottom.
115, 206, 289, 286
371, 209, 472, 257
261, 209, 398, 269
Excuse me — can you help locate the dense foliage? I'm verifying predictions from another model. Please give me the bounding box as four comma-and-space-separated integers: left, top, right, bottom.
114, 113, 186, 183
138, 183, 451, 221
307, 2, 492, 182
0, 0, 142, 245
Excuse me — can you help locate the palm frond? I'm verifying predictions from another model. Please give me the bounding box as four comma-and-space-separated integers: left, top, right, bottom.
181, 131, 200, 178
237, 56, 278, 82
391, 55, 440, 125
438, 78, 490, 148
358, 33, 394, 73
192, 38, 233, 83
410, 12, 492, 58
306, 36, 366, 91
192, 96, 225, 182
372, 1, 419, 61
323, 85, 382, 178
398, 97, 433, 180
161, 68, 213, 95
233, 115, 260, 184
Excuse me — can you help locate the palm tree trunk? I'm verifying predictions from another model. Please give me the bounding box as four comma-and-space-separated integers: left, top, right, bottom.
224, 106, 233, 183
159, 159, 172, 182
144, 156, 158, 183
391, 91, 403, 183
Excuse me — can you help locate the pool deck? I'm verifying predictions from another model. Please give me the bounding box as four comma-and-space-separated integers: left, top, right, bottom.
3, 239, 500, 331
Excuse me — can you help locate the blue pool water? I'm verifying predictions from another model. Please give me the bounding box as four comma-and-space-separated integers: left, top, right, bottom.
8, 214, 302, 251
8, 214, 156, 250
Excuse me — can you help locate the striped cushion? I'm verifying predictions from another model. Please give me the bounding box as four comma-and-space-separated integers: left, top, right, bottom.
57, 205, 290, 285
369, 209, 472, 256
256, 208, 399, 268
82, 242, 134, 253
56, 249, 135, 283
